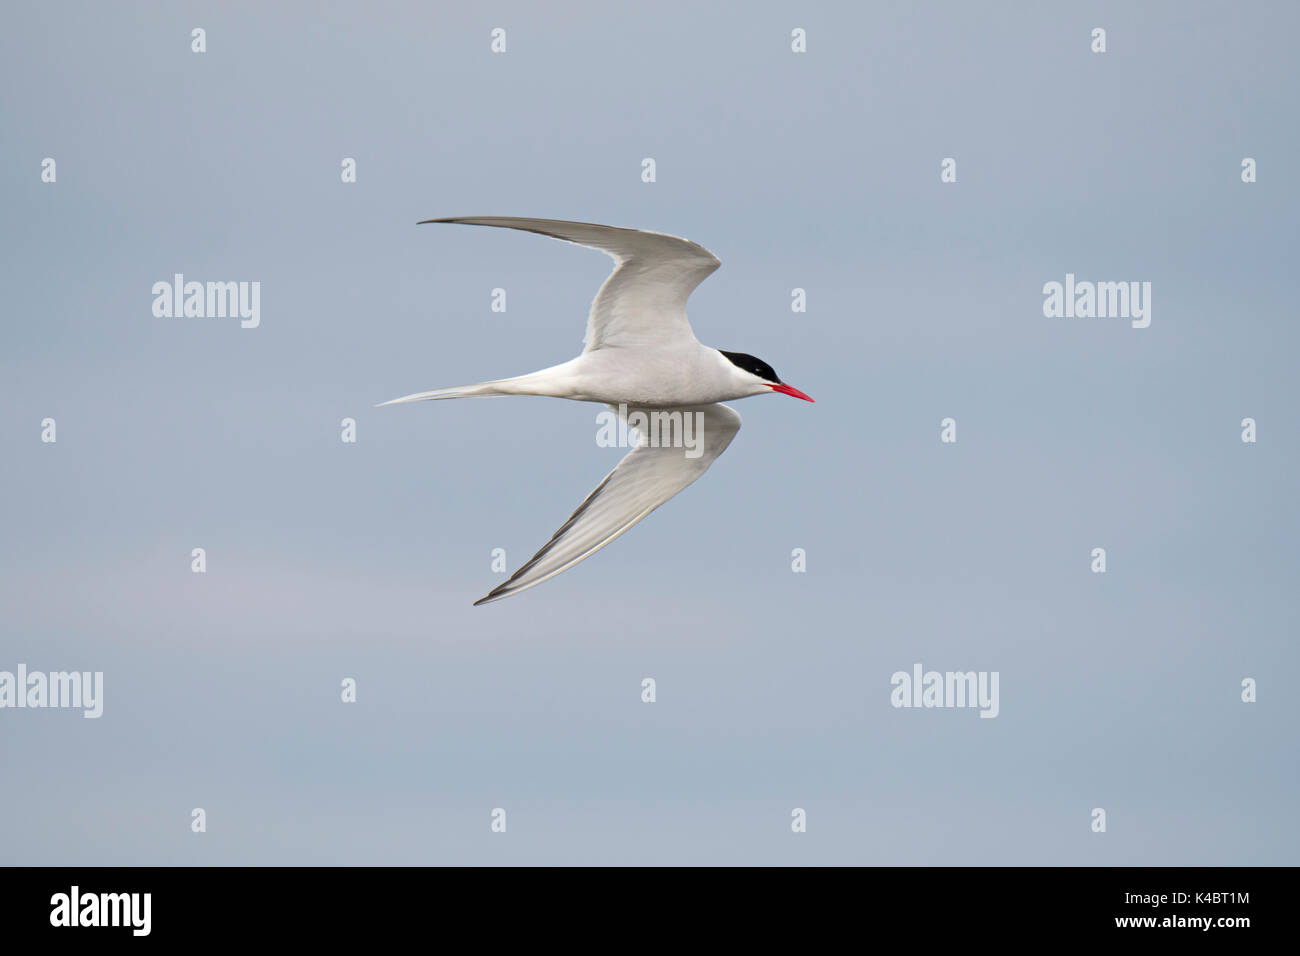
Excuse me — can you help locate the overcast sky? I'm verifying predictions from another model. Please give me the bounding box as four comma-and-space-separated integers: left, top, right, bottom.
2, 0, 1296, 864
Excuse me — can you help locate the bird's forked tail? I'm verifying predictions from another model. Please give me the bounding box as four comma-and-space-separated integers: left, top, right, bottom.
376, 375, 538, 407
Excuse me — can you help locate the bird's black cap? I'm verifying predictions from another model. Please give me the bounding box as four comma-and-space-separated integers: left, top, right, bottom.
719, 350, 781, 383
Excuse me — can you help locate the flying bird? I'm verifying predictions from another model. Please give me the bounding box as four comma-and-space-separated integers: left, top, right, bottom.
381, 217, 813, 605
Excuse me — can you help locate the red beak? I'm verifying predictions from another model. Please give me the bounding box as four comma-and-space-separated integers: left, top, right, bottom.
769, 382, 814, 402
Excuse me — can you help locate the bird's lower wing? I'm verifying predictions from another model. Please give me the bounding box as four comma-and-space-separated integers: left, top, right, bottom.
474, 403, 742, 605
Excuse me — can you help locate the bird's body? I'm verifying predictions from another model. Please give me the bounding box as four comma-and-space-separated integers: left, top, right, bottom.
381, 217, 812, 604
420, 346, 765, 407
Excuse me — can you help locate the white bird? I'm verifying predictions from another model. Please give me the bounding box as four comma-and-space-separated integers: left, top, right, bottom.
381, 217, 813, 605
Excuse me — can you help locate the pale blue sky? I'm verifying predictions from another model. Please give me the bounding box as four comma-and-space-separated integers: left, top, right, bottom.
1, 0, 1296, 864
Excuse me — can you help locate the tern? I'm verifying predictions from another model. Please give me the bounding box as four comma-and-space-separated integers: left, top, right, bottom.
381, 217, 813, 605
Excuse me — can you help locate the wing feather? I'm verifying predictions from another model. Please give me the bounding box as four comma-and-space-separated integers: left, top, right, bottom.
421, 216, 720, 350
474, 403, 742, 605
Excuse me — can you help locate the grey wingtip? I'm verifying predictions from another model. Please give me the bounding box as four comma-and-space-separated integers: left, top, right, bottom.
473, 582, 513, 606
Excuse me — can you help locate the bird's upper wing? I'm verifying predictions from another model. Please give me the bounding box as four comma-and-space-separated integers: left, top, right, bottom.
421, 216, 721, 351
474, 403, 742, 605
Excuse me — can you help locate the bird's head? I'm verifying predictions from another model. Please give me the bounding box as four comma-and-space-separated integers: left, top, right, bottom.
719, 350, 814, 402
